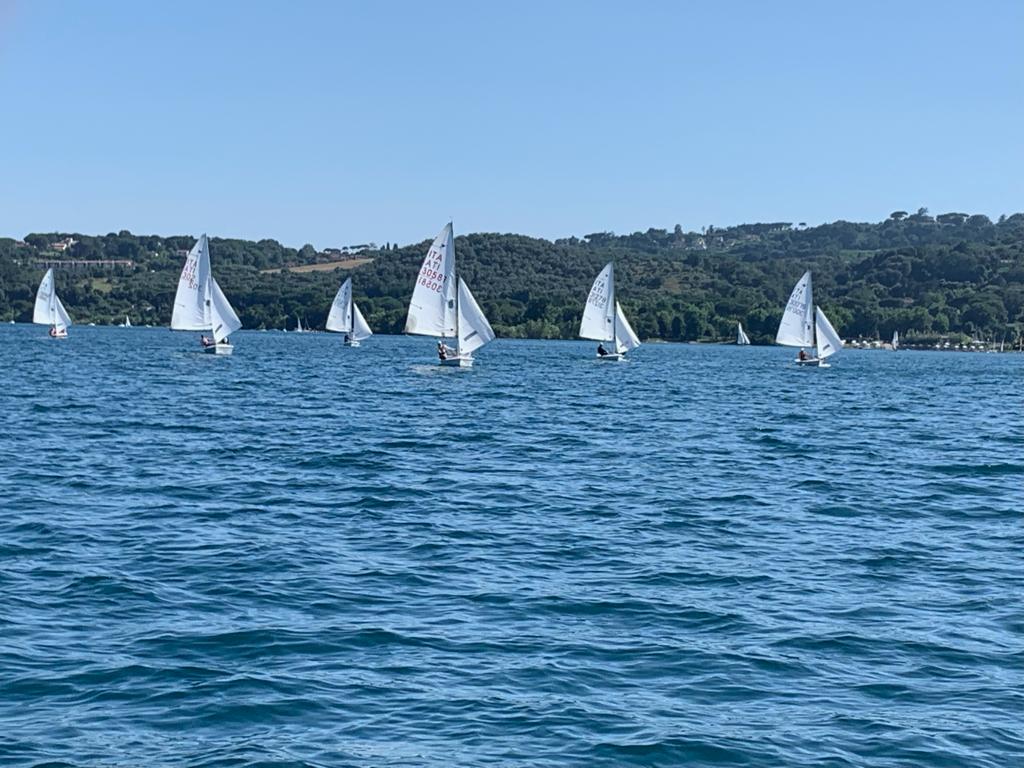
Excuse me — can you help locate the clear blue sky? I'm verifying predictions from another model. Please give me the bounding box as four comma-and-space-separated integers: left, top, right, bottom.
1, 0, 1021, 248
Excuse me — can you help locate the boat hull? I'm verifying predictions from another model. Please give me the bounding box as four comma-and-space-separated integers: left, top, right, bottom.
439, 355, 473, 368
203, 343, 234, 356
344, 340, 361, 347
795, 357, 828, 367
596, 353, 624, 361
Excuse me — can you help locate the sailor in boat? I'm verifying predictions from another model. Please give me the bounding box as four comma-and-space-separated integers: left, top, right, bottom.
343, 333, 351, 345
437, 339, 454, 360
597, 343, 609, 357
798, 348, 808, 362
200, 334, 215, 348
49, 326, 58, 337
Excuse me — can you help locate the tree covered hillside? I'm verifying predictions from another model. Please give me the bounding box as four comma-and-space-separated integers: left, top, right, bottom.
2, 210, 1022, 343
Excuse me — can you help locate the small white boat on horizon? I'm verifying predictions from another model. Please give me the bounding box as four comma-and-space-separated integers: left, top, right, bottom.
579, 262, 641, 361
776, 271, 843, 367
170, 234, 242, 355
34, 268, 72, 339
737, 322, 751, 345
405, 222, 494, 367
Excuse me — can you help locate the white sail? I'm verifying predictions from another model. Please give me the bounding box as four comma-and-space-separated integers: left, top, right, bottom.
614, 302, 640, 353
296, 316, 304, 333
815, 306, 844, 359
33, 268, 56, 325
737, 322, 751, 345
456, 278, 494, 355
406, 222, 456, 338
33, 268, 72, 332
892, 330, 899, 349
776, 270, 814, 347
352, 303, 373, 341
210, 278, 241, 343
326, 277, 353, 333
125, 315, 131, 327
579, 262, 615, 342
171, 235, 212, 331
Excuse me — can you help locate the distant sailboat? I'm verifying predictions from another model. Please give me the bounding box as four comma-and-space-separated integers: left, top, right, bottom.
326, 277, 372, 347
579, 262, 641, 361
170, 234, 242, 355
737, 322, 751, 345
295, 315, 304, 333
775, 270, 843, 367
34, 268, 72, 338
119, 315, 132, 328
891, 330, 899, 350
405, 222, 494, 367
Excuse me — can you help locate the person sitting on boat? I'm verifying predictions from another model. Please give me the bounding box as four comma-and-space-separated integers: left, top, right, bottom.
798, 348, 807, 361
597, 343, 609, 356
49, 326, 58, 337
437, 340, 452, 360
344, 333, 351, 344
200, 334, 215, 348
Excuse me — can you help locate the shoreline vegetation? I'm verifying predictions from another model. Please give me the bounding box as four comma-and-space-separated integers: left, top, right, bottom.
2, 209, 1023, 344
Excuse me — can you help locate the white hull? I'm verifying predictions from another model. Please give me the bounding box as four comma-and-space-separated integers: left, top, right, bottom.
439, 355, 473, 368
596, 352, 624, 361
344, 340, 361, 347
795, 357, 828, 367
203, 342, 234, 356
48, 329, 68, 339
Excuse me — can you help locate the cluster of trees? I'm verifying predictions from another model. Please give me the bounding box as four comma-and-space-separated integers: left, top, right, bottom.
2, 211, 1022, 343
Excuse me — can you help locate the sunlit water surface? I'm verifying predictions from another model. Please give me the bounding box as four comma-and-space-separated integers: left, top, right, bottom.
1, 326, 1021, 767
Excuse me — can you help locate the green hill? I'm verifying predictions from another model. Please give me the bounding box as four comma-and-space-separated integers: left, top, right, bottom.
2, 209, 1023, 343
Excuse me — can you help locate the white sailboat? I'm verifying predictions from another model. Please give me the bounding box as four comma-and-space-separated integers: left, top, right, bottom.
405, 222, 494, 367
326, 276, 372, 347
33, 268, 72, 338
295, 315, 304, 333
891, 330, 899, 350
119, 315, 132, 328
737, 322, 751, 345
171, 234, 242, 355
579, 262, 641, 361
775, 270, 843, 367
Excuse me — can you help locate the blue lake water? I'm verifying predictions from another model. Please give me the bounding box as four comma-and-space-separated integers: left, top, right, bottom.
1, 325, 1021, 767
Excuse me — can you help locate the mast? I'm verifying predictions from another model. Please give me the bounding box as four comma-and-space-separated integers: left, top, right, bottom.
454, 274, 461, 356
610, 263, 617, 351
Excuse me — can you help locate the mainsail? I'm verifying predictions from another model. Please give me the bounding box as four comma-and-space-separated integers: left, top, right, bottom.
776, 271, 814, 347
737, 322, 751, 345
326, 277, 354, 333
406, 223, 456, 338
815, 307, 844, 359
892, 330, 899, 349
33, 268, 72, 332
579, 262, 616, 342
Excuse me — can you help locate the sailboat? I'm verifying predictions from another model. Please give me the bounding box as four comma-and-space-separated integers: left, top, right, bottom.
891, 330, 899, 350
295, 315, 304, 333
326, 277, 372, 347
737, 322, 751, 345
775, 270, 844, 367
170, 234, 242, 355
33, 268, 72, 338
119, 315, 132, 328
405, 222, 494, 367
579, 262, 641, 361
